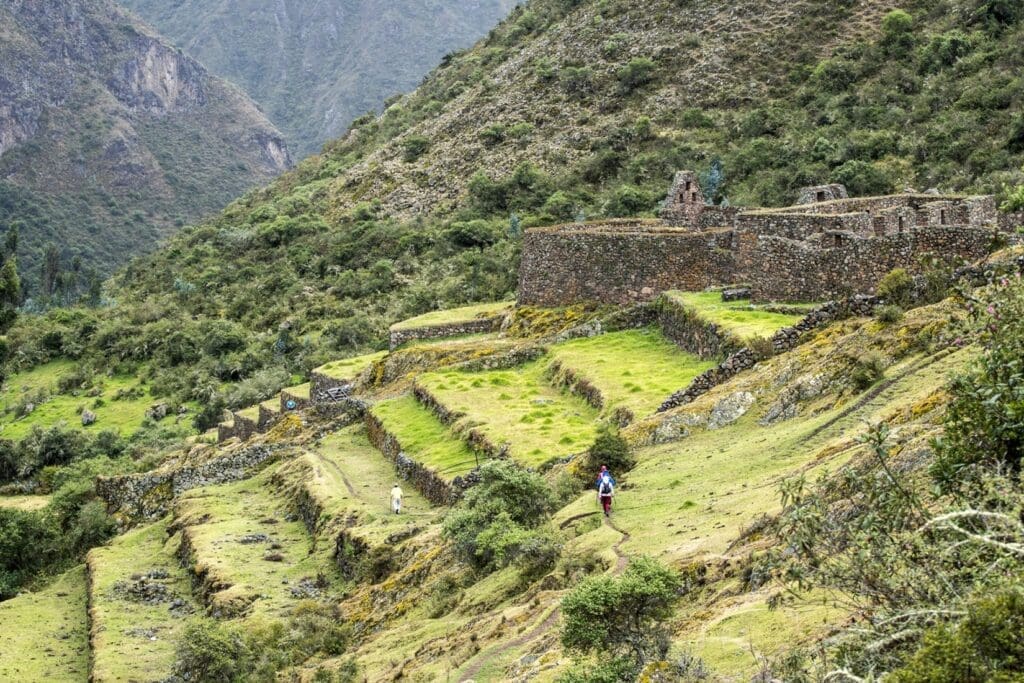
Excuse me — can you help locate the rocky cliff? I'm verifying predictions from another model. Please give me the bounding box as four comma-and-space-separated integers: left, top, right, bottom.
0, 0, 291, 284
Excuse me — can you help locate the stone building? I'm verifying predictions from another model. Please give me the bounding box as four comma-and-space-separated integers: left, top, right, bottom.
517, 172, 1013, 306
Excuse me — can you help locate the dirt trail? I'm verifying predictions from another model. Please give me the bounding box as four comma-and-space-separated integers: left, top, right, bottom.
312, 451, 360, 499
458, 513, 631, 682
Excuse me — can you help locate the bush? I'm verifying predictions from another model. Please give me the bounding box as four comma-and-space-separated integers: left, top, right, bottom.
604, 185, 655, 217
874, 304, 905, 324
442, 460, 556, 571
175, 620, 250, 682
585, 426, 634, 479
932, 278, 1024, 489
1002, 184, 1024, 212
401, 135, 430, 162
877, 267, 915, 308
561, 556, 682, 677
889, 585, 1024, 682
850, 351, 886, 390
832, 160, 895, 196
617, 58, 657, 93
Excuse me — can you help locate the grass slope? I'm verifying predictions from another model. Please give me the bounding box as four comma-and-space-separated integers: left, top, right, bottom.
0, 566, 89, 682
0, 494, 50, 511
0, 360, 189, 441
88, 519, 200, 682
315, 351, 389, 381
548, 328, 715, 418
417, 362, 601, 465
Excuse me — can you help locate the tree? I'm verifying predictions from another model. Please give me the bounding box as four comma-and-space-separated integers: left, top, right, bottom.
41, 244, 61, 298
3, 222, 18, 259
561, 556, 682, 676
0, 257, 20, 331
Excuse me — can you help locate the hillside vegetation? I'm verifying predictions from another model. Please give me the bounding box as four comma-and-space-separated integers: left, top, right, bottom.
6, 0, 1024, 437
0, 0, 290, 289
120, 0, 520, 158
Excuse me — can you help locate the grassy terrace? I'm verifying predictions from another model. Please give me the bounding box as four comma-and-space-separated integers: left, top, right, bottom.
371, 395, 479, 480
293, 426, 441, 542
416, 362, 600, 466
88, 519, 199, 682
669, 291, 811, 341
235, 404, 261, 421
315, 351, 388, 380
282, 382, 311, 400
390, 301, 512, 331
0, 361, 178, 441
174, 471, 339, 620
0, 566, 89, 681
548, 329, 715, 419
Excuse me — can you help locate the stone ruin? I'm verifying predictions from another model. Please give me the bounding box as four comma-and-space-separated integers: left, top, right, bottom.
518, 172, 1020, 306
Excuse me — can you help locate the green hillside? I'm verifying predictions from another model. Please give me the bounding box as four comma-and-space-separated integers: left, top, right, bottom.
120, 0, 520, 158
0, 0, 291, 289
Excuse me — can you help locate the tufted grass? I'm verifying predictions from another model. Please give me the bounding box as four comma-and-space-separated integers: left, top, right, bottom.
315, 351, 389, 381
416, 362, 600, 467
669, 291, 810, 341
0, 566, 89, 682
390, 301, 512, 331
548, 328, 715, 420
371, 395, 479, 480
88, 518, 201, 682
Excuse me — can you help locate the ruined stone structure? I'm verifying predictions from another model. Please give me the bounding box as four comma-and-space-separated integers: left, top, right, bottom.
518, 173, 1014, 305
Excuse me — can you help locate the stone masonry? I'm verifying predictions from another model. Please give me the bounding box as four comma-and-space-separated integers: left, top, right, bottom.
517, 172, 1015, 306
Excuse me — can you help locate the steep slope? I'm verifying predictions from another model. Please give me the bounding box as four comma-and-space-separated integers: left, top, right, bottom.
120, 0, 521, 157
0, 0, 291, 285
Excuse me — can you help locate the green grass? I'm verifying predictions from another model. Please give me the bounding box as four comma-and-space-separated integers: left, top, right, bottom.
283, 382, 311, 401
0, 565, 89, 682
548, 329, 715, 419
0, 361, 193, 441
668, 291, 811, 341
174, 470, 340, 620
416, 362, 600, 466
88, 518, 200, 682
390, 302, 512, 331
236, 405, 261, 421
0, 495, 50, 511
371, 395, 480, 479
315, 351, 389, 381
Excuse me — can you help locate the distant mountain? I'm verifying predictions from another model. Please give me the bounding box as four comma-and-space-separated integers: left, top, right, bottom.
0, 0, 291, 289
119, 0, 520, 158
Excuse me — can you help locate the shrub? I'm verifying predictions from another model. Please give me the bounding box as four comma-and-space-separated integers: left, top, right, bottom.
877, 267, 915, 308
617, 57, 657, 93
932, 277, 1024, 489
585, 425, 634, 478
832, 160, 895, 196
560, 556, 682, 677
174, 620, 251, 682
889, 585, 1024, 682
1001, 184, 1024, 212
604, 185, 655, 217
401, 135, 430, 162
850, 351, 886, 390
874, 304, 905, 324
442, 460, 556, 571
559, 66, 594, 96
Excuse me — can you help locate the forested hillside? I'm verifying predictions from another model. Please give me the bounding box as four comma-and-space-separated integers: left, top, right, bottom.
120, 0, 521, 157
0, 0, 291, 292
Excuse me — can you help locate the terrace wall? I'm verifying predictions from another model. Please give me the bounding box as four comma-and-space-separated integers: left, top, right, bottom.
518, 223, 736, 306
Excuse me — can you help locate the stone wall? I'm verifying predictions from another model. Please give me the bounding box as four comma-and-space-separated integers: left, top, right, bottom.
364, 411, 470, 506
411, 383, 507, 458
258, 403, 280, 431
310, 371, 353, 402
745, 226, 998, 302
97, 444, 283, 520
657, 296, 880, 412
653, 295, 745, 359
231, 413, 258, 442
518, 223, 736, 306
389, 314, 505, 351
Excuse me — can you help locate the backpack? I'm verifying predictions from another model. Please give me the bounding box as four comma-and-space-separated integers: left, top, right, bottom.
599, 477, 612, 495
